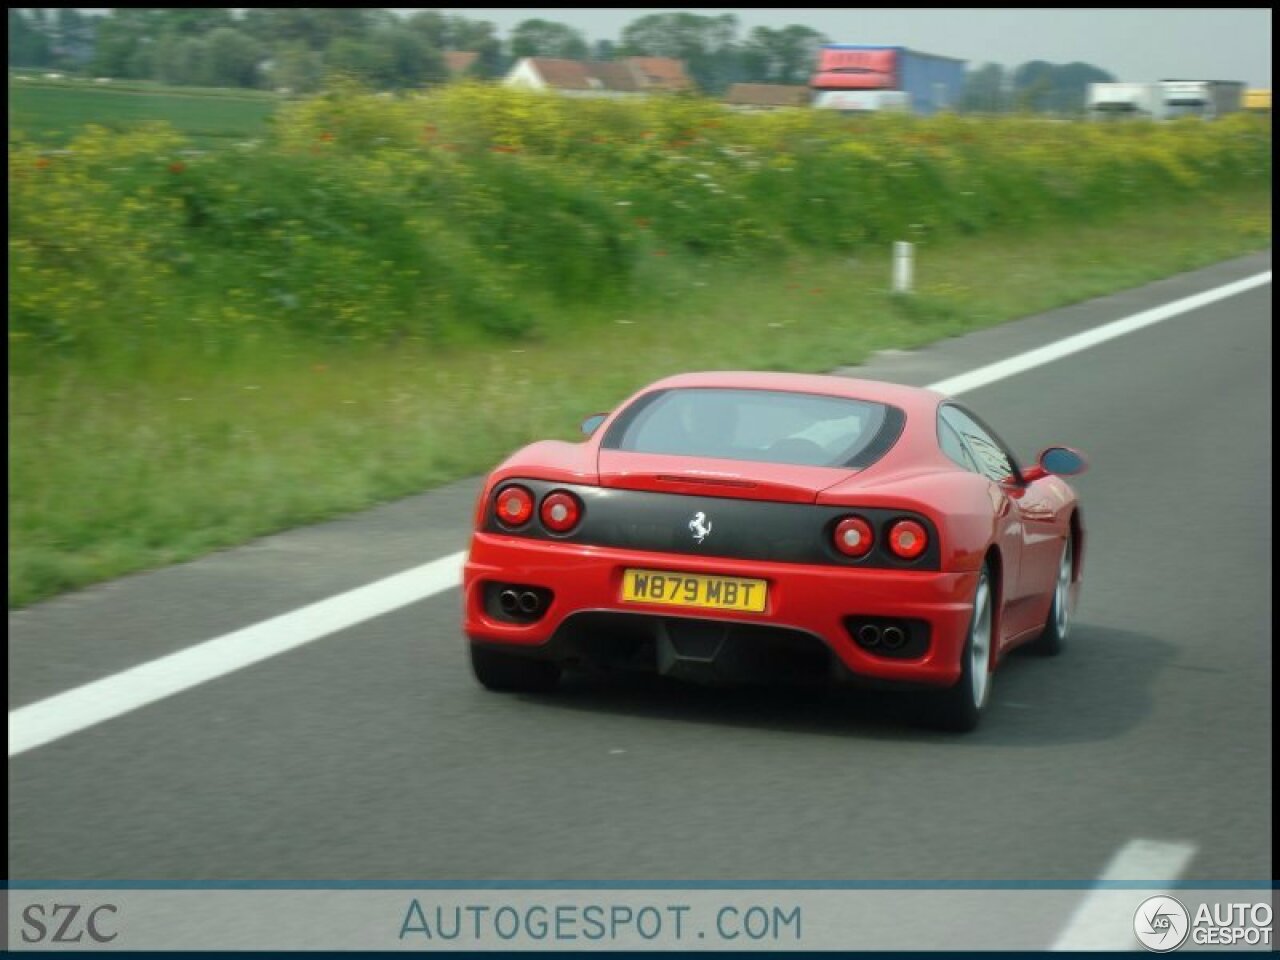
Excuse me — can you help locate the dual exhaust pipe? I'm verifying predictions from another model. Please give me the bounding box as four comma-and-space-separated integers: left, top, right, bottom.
856, 623, 907, 651
499, 589, 543, 616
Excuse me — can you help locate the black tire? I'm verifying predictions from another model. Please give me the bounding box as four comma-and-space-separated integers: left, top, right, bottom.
1030, 537, 1073, 657
470, 644, 561, 693
930, 563, 994, 733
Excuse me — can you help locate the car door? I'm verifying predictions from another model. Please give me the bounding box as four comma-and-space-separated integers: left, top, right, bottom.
939, 405, 1058, 645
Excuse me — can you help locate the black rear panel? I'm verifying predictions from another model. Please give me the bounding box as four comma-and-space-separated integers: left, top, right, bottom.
484, 479, 940, 570
548, 610, 836, 684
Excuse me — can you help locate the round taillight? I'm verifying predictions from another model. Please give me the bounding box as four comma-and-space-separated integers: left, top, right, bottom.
495, 485, 534, 527
888, 519, 928, 560
833, 516, 874, 558
540, 490, 582, 534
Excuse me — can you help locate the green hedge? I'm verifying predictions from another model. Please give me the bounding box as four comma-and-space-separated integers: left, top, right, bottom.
9, 83, 1271, 358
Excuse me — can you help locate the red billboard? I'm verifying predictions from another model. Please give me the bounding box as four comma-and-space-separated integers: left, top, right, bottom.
810, 47, 898, 90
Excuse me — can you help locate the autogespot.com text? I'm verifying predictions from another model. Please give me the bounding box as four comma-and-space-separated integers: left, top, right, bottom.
399, 900, 802, 945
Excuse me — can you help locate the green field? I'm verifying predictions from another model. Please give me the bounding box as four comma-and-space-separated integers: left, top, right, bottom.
7, 78, 280, 147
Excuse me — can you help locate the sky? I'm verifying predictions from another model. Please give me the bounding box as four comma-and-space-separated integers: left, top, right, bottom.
425, 8, 1273, 88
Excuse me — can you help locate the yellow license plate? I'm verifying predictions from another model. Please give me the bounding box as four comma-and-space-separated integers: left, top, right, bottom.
621, 569, 768, 612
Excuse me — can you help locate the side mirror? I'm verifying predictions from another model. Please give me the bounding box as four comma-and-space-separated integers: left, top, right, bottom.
580, 413, 608, 436
1022, 446, 1088, 481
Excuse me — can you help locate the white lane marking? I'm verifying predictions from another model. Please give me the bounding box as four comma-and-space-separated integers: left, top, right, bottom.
8, 269, 1272, 758
1051, 839, 1197, 950
8, 553, 466, 757
931, 271, 1271, 397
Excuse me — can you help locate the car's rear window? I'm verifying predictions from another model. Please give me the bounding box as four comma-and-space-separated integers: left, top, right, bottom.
602, 388, 904, 468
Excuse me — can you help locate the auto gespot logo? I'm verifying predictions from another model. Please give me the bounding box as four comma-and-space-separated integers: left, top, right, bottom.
1134, 896, 1274, 951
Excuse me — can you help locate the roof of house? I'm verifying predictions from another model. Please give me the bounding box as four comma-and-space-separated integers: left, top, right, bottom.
589, 60, 642, 93
725, 83, 812, 107
443, 51, 479, 76
524, 58, 594, 90
623, 56, 693, 91
516, 56, 694, 93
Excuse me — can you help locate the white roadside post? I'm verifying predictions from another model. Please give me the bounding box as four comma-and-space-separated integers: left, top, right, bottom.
893, 241, 914, 293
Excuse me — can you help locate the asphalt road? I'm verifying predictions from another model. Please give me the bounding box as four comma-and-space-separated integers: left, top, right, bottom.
8, 251, 1272, 883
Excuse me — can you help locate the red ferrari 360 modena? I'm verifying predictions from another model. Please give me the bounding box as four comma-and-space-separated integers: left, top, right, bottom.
463, 371, 1087, 731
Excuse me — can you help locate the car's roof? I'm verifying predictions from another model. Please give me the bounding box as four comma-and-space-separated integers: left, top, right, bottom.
642, 371, 946, 418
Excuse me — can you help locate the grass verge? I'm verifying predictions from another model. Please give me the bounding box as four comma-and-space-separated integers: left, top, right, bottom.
7, 188, 1271, 607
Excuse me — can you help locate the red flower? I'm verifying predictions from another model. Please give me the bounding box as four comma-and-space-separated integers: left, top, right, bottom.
35, 157, 51, 170
653, 249, 667, 257
168, 161, 186, 175
634, 217, 651, 229
319, 131, 334, 142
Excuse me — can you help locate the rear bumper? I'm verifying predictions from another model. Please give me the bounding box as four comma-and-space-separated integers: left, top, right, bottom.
463, 533, 979, 687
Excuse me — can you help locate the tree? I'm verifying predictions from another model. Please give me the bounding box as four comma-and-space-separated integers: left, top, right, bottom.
445, 15, 504, 77
312, 9, 380, 44
157, 9, 233, 37
510, 18, 589, 60
620, 12, 740, 93
241, 9, 315, 48
960, 62, 1007, 113
592, 38, 616, 61
1012, 60, 1055, 112
205, 27, 263, 88
1051, 61, 1115, 114
56, 6, 505, 91
741, 24, 826, 85
8, 10, 52, 68
125, 41, 156, 82
324, 36, 393, 87
621, 12, 737, 59
51, 8, 95, 70
239, 8, 373, 52
90, 15, 142, 77
1011, 59, 1115, 114
370, 25, 446, 88
154, 33, 208, 86
268, 42, 324, 93
406, 11, 503, 77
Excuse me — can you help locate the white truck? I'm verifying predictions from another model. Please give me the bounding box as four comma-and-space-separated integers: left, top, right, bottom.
1158, 80, 1245, 119
1087, 80, 1246, 121
1086, 82, 1165, 120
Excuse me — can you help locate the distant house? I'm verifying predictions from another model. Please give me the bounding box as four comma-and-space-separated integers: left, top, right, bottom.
724, 83, 811, 111
443, 51, 479, 80
503, 56, 693, 97
623, 57, 694, 93
588, 60, 643, 95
